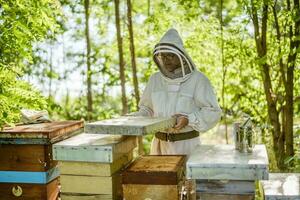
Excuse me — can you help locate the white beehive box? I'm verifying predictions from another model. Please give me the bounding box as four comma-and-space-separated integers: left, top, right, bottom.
260, 173, 300, 200
187, 144, 269, 181
53, 133, 136, 163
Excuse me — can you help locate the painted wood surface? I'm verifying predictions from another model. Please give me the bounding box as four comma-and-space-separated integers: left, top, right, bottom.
0, 144, 56, 171
196, 193, 255, 200
122, 155, 186, 185
53, 134, 136, 163
60, 173, 121, 195
0, 177, 59, 200
0, 166, 59, 184
85, 116, 176, 136
59, 151, 133, 176
61, 193, 114, 200
123, 184, 181, 200
187, 144, 269, 180
260, 173, 300, 200
0, 128, 83, 145
196, 180, 255, 195
0, 121, 83, 142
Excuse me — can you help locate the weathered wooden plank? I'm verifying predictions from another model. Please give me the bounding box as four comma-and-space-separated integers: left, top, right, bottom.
0, 166, 59, 184
122, 155, 186, 185
0, 138, 49, 145
196, 193, 255, 200
85, 116, 176, 136
260, 173, 300, 200
123, 184, 181, 200
0, 121, 83, 142
0, 127, 83, 145
61, 193, 114, 200
60, 173, 121, 195
189, 167, 268, 181
187, 144, 269, 180
0, 144, 56, 171
196, 180, 255, 195
0, 177, 59, 200
53, 134, 136, 163
59, 151, 133, 176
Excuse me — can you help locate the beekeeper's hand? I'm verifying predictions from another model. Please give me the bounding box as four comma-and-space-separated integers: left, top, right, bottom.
172, 114, 189, 132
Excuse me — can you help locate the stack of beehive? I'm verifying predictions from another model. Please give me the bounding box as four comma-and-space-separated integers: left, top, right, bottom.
186, 144, 269, 200
0, 121, 83, 200
53, 134, 137, 199
54, 116, 176, 200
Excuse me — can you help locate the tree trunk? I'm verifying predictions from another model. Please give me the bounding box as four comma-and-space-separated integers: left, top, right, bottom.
219, 0, 228, 144
48, 45, 53, 100
127, 0, 140, 107
126, 0, 143, 155
284, 0, 300, 160
147, 0, 152, 70
114, 0, 128, 115
250, 0, 285, 169
84, 0, 93, 120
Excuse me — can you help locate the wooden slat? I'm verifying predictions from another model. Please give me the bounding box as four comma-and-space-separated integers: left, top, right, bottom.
60, 173, 121, 195
0, 121, 83, 141
53, 135, 137, 163
196, 193, 255, 200
196, 180, 255, 195
123, 184, 180, 200
189, 167, 268, 181
59, 151, 133, 176
0, 177, 59, 200
0, 144, 56, 171
61, 193, 114, 200
85, 116, 176, 136
122, 155, 186, 185
0, 166, 59, 184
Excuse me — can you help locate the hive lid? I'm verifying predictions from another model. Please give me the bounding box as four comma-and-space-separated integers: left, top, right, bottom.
85, 116, 176, 136
0, 121, 83, 144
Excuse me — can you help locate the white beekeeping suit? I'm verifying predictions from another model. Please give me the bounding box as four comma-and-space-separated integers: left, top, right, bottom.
136, 28, 222, 156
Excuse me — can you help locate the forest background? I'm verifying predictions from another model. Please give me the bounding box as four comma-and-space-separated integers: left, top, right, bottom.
0, 0, 299, 172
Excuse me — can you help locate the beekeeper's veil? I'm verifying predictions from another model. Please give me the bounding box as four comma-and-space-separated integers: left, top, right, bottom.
153, 28, 196, 83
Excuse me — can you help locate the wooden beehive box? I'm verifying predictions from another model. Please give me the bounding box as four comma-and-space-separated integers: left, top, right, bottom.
187, 144, 269, 200
0, 121, 83, 200
85, 116, 176, 136
53, 133, 137, 200
187, 144, 269, 181
0, 121, 83, 172
0, 178, 59, 200
122, 155, 186, 200
260, 173, 300, 200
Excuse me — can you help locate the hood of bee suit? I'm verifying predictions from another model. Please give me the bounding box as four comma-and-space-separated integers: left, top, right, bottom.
153, 28, 196, 83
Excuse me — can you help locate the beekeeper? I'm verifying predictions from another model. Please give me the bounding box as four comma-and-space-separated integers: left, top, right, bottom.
135, 28, 222, 156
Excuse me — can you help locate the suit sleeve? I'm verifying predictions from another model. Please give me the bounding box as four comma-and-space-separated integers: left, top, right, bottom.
187, 77, 222, 132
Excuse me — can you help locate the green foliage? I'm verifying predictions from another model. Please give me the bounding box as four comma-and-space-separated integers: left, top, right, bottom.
49, 92, 122, 121
0, 0, 63, 128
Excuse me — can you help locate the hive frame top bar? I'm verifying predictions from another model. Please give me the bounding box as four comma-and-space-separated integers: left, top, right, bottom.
85, 116, 176, 136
